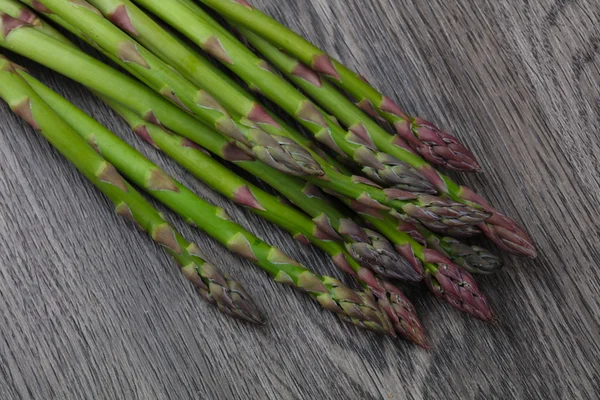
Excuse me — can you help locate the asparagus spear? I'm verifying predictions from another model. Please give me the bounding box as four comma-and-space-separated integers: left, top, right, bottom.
135, 0, 535, 256
182, 0, 534, 257
139, 0, 361, 177
96, 88, 421, 282
226, 2, 536, 257
83, 0, 325, 170
37, 0, 324, 178
371, 215, 502, 275
88, 0, 430, 197
83, 0, 386, 193
0, 54, 263, 324
11, 3, 502, 273
109, 96, 423, 282
90, 0, 436, 196
9, 0, 423, 282
76, 0, 348, 177
107, 93, 431, 342
0, 5, 408, 274
237, 30, 503, 264
24, 72, 424, 343
128, 0, 492, 230
196, 0, 481, 173
8, 3, 425, 341
99, 100, 430, 344
126, 0, 442, 191
9, 69, 392, 335
234, 29, 434, 184
3, 4, 488, 341
345, 199, 496, 321
0, 9, 491, 238
113, 99, 431, 343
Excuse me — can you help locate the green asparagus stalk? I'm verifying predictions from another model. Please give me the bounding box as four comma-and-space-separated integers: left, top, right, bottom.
181, 2, 530, 262
9, 3, 426, 341
173, 0, 432, 187
342, 195, 501, 276
93, 99, 428, 344
124, 0, 492, 232
196, 0, 482, 172
99, 0, 403, 198
85, 0, 369, 187
10, 2, 502, 277
345, 199, 496, 321
0, 8, 491, 238
235, 34, 497, 274
126, 0, 442, 193
373, 216, 502, 275
235, 28, 439, 188
90, 0, 438, 197
35, 0, 324, 178
182, 0, 477, 174
81, 0, 345, 175
0, 5, 405, 276
142, 0, 356, 177
2, 4, 490, 340
222, 75, 501, 277
82, 0, 319, 169
22, 0, 386, 196
98, 91, 420, 282
424, 234, 503, 276
0, 54, 263, 324
10, 0, 423, 282
108, 97, 422, 281
191, 0, 536, 258
9, 68, 392, 335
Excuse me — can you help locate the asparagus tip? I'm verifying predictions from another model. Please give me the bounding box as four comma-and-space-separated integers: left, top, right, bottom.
346, 228, 423, 282
379, 281, 428, 347
219, 274, 265, 324
395, 118, 482, 173
423, 250, 495, 321
457, 187, 537, 258
187, 262, 264, 324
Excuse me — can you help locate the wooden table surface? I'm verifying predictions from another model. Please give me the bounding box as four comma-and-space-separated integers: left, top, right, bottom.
1, 0, 599, 399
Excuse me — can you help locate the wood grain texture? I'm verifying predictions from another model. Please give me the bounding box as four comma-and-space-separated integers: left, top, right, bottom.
0, 0, 599, 398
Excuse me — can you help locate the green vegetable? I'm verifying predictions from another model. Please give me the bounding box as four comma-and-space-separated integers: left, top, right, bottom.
12, 61, 393, 335
38, 0, 324, 177
0, 53, 263, 323
347, 199, 496, 321
198, 0, 481, 172
193, 0, 536, 257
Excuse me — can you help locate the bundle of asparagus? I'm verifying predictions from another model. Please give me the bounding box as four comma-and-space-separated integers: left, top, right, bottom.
0, 0, 535, 348
0, 54, 264, 324
0, 53, 395, 336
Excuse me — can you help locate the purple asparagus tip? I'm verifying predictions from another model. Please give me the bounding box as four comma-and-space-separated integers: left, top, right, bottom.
460, 187, 537, 258
346, 228, 423, 282
395, 118, 482, 173
380, 280, 429, 348
400, 194, 492, 236
423, 249, 496, 322
367, 276, 428, 347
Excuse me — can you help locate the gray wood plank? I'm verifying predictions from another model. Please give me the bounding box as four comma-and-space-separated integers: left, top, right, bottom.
0, 0, 598, 399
